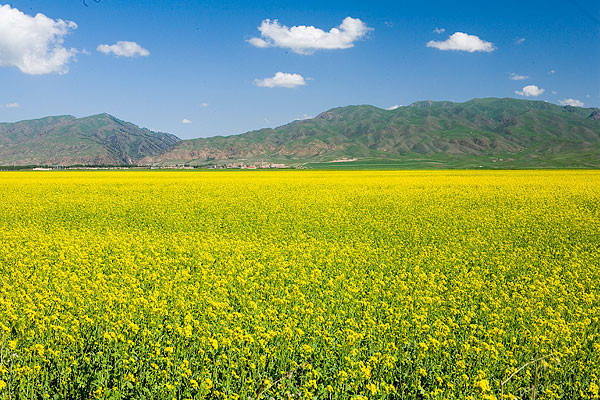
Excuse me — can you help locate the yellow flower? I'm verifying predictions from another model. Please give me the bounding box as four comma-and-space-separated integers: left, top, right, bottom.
202, 378, 214, 391
0, 170, 598, 398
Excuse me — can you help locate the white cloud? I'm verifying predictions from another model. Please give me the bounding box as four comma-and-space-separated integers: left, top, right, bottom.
552, 90, 558, 95
549, 70, 556, 75
386, 104, 400, 110
255, 72, 306, 88
200, 102, 209, 107
0, 4, 77, 75
427, 32, 495, 53
515, 85, 544, 97
248, 37, 270, 48
5, 102, 19, 108
509, 72, 528, 81
182, 119, 192, 124
295, 114, 313, 120
433, 27, 445, 34
515, 37, 525, 45
248, 17, 372, 54
559, 98, 584, 107
97, 41, 149, 57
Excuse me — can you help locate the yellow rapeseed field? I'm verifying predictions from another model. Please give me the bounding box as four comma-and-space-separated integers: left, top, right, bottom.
0, 170, 599, 399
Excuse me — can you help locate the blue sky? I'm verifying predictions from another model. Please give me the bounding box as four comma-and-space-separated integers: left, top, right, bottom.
0, 0, 598, 139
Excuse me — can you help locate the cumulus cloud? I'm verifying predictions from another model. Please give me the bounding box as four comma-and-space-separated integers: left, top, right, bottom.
515, 37, 525, 45
97, 41, 149, 57
255, 72, 306, 88
386, 104, 400, 110
433, 27, 445, 34
549, 70, 556, 75
248, 37, 270, 48
427, 32, 495, 52
559, 98, 584, 107
509, 73, 528, 81
0, 4, 77, 75
182, 119, 192, 124
248, 17, 372, 54
200, 102, 209, 108
515, 85, 544, 97
5, 102, 19, 108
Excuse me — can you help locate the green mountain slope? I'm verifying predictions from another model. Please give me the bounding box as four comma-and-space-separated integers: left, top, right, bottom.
1, 98, 599, 168
0, 113, 180, 166
150, 98, 600, 168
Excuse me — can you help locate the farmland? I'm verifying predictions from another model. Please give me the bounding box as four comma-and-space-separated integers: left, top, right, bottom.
0, 171, 599, 399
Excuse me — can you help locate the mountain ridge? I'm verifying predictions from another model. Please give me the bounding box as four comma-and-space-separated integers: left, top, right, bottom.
149, 97, 600, 168
0, 113, 180, 166
1, 97, 599, 168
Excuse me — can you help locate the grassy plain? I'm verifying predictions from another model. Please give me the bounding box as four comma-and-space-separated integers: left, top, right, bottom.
0, 171, 599, 399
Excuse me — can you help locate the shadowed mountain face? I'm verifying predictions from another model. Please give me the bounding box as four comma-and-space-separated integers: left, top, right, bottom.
0, 113, 180, 166
149, 98, 600, 168
1, 98, 599, 168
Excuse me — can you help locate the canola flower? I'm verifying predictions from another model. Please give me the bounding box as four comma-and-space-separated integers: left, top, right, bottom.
0, 170, 599, 399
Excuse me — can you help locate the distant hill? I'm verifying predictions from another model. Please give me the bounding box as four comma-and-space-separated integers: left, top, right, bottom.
0, 113, 179, 166
150, 98, 600, 169
1, 98, 599, 168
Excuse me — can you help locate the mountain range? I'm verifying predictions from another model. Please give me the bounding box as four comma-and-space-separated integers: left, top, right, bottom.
0, 113, 179, 166
1, 98, 599, 169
